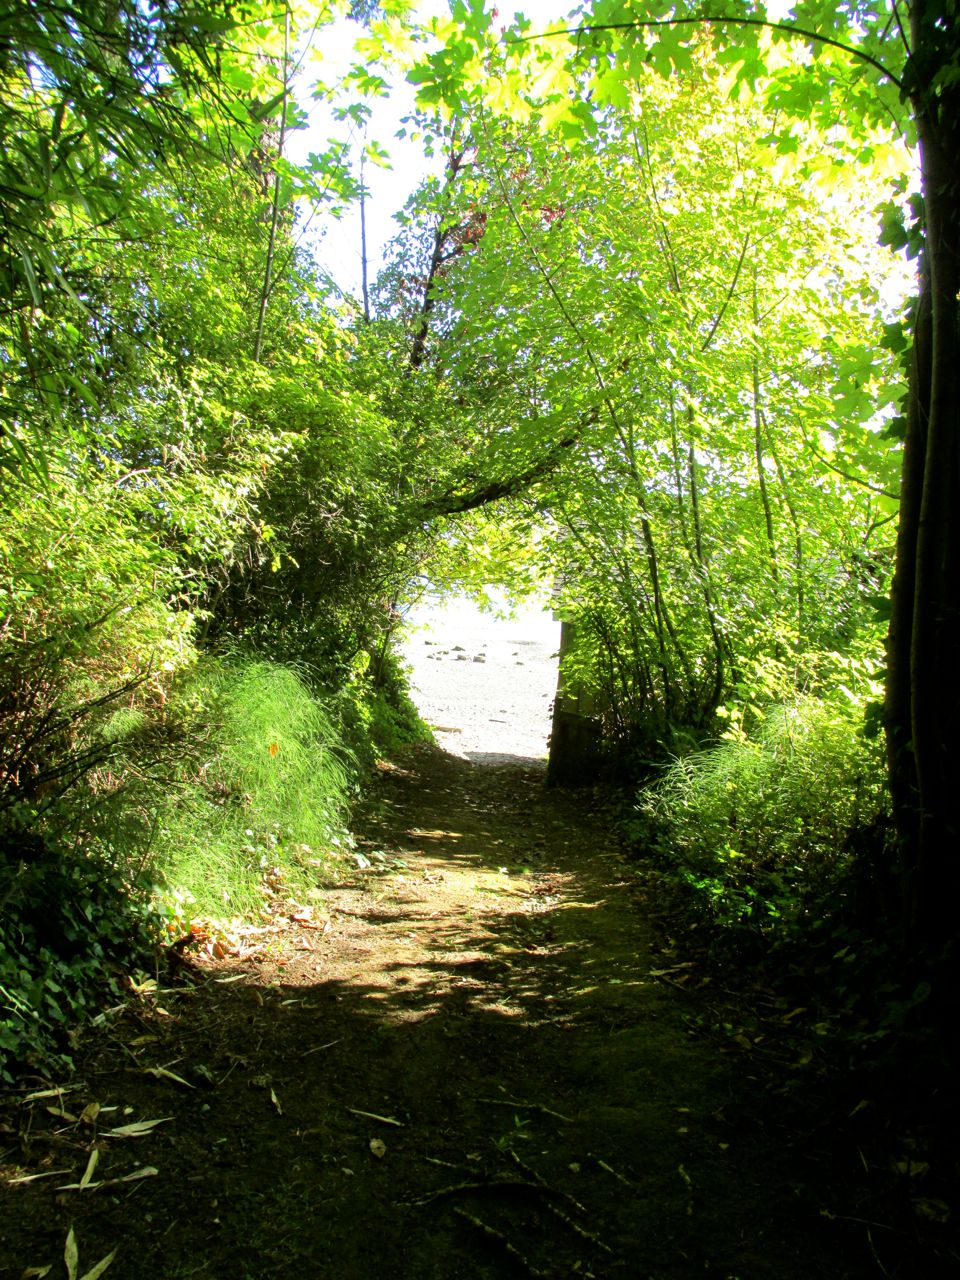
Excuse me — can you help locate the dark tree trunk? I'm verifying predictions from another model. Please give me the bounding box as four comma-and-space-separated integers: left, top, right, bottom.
886, 2, 960, 949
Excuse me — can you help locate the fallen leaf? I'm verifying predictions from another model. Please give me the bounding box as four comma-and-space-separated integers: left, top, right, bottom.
369, 1139, 387, 1158
914, 1198, 951, 1223
143, 1067, 194, 1089
8, 1170, 70, 1185
270, 1089, 282, 1115
781, 1006, 808, 1023
64, 1228, 79, 1280
57, 1166, 158, 1192
79, 1150, 100, 1190
19, 1266, 52, 1278
79, 1249, 117, 1280
23, 1087, 77, 1103
79, 1103, 100, 1126
46, 1106, 79, 1122
116, 1165, 158, 1184
104, 1118, 172, 1138
345, 1108, 403, 1127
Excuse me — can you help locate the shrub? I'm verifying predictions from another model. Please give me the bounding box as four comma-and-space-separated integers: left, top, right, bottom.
632, 678, 889, 942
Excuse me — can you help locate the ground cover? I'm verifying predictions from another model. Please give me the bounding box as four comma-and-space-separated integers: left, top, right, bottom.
1, 742, 937, 1279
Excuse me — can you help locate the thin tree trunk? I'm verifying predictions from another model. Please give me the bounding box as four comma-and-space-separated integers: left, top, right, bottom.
765, 424, 805, 637
686, 411, 729, 706
751, 279, 778, 584
253, 4, 291, 364
360, 142, 370, 324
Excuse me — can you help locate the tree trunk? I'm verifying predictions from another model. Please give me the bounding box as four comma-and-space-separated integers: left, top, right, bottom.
886, 5, 960, 948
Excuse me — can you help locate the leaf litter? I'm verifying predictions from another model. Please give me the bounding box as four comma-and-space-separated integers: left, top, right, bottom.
2, 746, 954, 1278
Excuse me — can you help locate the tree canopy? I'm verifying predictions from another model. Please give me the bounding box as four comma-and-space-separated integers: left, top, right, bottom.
2, 0, 959, 1086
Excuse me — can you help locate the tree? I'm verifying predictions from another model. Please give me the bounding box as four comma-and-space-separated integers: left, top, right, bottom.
406, 0, 959, 953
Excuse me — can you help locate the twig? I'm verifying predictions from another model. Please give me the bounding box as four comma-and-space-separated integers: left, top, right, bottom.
476, 1097, 573, 1123
541, 1196, 615, 1255
505, 1150, 614, 1255
451, 1208, 552, 1278
507, 1149, 588, 1216
866, 1227, 893, 1278
411, 1179, 542, 1207
301, 1038, 343, 1057
345, 1107, 403, 1127
424, 1155, 475, 1172
591, 1154, 635, 1188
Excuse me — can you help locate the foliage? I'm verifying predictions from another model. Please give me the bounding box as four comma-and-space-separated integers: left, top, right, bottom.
0, 0, 953, 1080
630, 650, 890, 945
387, 42, 904, 762
0, 830, 163, 1083
153, 657, 355, 918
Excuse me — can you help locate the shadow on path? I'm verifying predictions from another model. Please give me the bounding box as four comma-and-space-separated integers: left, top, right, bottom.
0, 745, 881, 1279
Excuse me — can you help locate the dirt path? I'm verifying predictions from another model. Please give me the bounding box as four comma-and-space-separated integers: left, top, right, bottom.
1, 743, 889, 1280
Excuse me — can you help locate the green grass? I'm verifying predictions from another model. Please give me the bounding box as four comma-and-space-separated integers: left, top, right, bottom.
154, 657, 354, 918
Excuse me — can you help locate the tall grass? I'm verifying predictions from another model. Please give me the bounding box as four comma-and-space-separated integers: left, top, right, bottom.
154, 658, 353, 917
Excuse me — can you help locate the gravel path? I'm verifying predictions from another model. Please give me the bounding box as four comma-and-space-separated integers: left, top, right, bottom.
399, 596, 561, 762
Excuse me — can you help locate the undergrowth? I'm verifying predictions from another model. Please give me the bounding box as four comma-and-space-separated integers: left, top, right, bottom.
631, 688, 889, 944
623, 669, 950, 1105
154, 657, 355, 919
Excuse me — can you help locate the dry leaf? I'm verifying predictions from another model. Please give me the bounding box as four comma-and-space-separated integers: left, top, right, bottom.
8, 1170, 70, 1185
117, 1166, 158, 1184
58, 1166, 158, 1192
104, 1117, 172, 1138
64, 1228, 79, 1280
19, 1266, 52, 1278
79, 1150, 100, 1190
79, 1249, 117, 1280
369, 1139, 387, 1158
269, 1089, 282, 1115
914, 1198, 951, 1223
144, 1067, 194, 1089
23, 1087, 76, 1103
345, 1108, 403, 1127
79, 1103, 100, 1126
781, 1006, 808, 1023
46, 1106, 79, 1122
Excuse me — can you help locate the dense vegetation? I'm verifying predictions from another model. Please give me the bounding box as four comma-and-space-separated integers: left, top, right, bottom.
1, 0, 957, 1141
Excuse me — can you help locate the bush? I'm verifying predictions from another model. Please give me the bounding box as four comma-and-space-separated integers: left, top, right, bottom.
632, 680, 889, 943
0, 828, 162, 1082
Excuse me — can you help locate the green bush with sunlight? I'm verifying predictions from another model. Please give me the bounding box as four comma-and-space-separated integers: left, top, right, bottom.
633, 658, 889, 941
